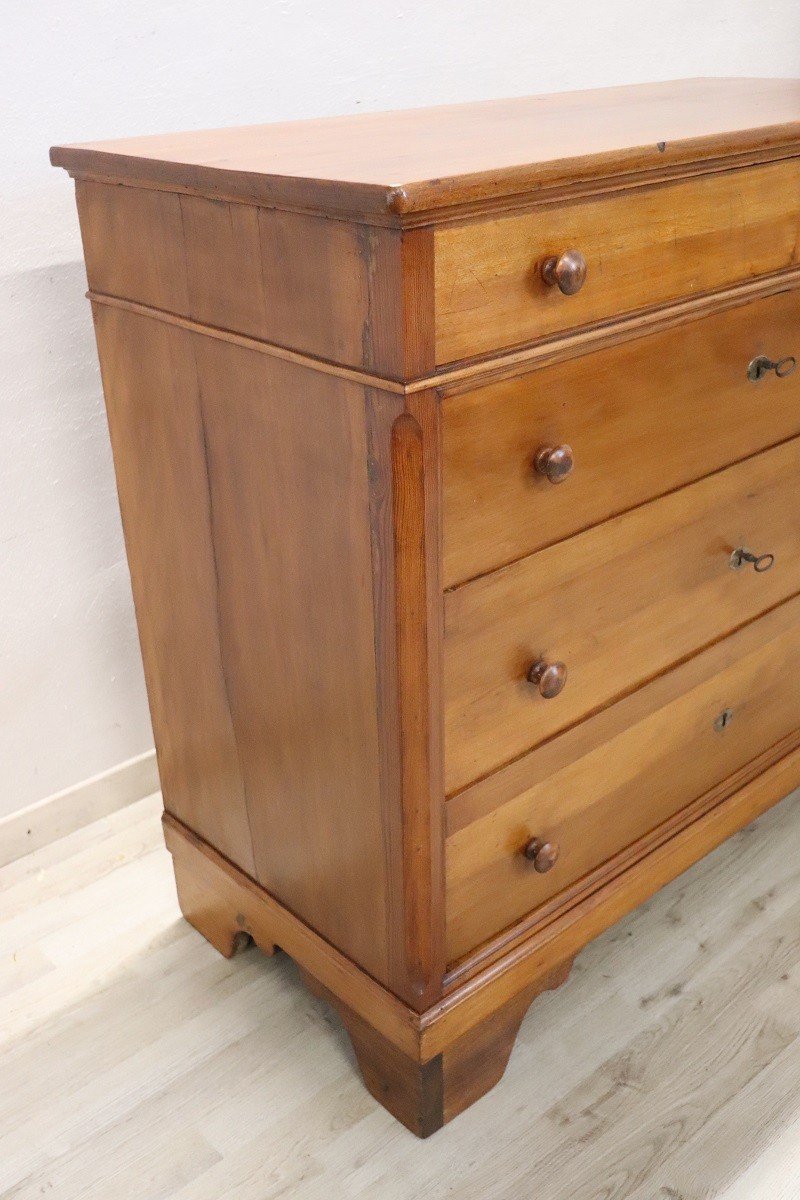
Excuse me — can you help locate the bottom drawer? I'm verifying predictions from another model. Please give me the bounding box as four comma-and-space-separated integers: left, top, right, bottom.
445, 596, 800, 965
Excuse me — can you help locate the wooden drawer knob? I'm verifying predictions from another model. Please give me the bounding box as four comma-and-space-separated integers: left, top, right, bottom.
523, 837, 559, 873
527, 658, 567, 698
541, 249, 588, 295
535, 444, 574, 484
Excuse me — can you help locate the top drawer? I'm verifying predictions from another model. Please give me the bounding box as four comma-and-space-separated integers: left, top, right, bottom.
434, 160, 800, 365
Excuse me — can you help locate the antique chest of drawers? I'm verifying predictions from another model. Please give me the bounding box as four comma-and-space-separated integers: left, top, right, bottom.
52, 77, 800, 1136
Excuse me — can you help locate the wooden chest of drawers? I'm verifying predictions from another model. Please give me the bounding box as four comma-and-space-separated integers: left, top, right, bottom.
52, 77, 800, 1136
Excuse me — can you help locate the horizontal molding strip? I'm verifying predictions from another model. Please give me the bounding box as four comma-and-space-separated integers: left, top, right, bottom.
86, 292, 408, 394
90, 266, 800, 399
65, 142, 800, 228
407, 145, 800, 229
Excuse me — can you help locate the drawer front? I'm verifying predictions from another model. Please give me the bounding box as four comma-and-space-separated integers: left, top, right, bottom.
446, 597, 800, 964
435, 160, 800, 365
443, 289, 800, 588
445, 437, 800, 795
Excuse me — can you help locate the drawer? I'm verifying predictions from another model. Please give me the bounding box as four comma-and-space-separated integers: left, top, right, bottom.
434, 160, 800, 365
446, 596, 800, 964
443, 288, 800, 588
445, 437, 800, 795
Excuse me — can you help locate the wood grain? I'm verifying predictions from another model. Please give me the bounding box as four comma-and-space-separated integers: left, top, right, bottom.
52, 79, 800, 220
85, 200, 447, 1008
77, 180, 435, 378
77, 158, 444, 1013
391, 407, 445, 1008
447, 591, 800, 839
435, 158, 800, 363
76, 179, 190, 313
443, 287, 800, 587
445, 438, 800, 794
92, 301, 408, 991
432, 266, 800, 395
446, 604, 800, 961
163, 814, 418, 1057
58, 79, 800, 1138
425, 742, 800, 1056
91, 304, 255, 874
188, 331, 393, 986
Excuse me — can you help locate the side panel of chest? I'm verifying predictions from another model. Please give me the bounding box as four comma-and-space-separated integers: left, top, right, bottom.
92, 301, 396, 988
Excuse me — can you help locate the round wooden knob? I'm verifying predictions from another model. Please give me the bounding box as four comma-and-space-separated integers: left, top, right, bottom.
523, 838, 559, 873
541, 249, 588, 295
535, 444, 574, 484
527, 658, 567, 698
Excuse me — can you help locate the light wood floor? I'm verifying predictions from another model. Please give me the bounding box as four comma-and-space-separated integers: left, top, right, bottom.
3, 791, 800, 1198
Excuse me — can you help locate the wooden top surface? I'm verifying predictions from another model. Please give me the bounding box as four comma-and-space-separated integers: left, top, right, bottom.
51, 78, 800, 220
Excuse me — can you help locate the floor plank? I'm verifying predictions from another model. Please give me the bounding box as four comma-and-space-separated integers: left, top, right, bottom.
2, 790, 800, 1198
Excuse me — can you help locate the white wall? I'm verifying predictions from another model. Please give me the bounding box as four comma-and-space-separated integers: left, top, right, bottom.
2, 1, 800, 820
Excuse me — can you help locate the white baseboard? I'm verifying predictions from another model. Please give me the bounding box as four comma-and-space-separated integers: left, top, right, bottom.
0, 749, 160, 868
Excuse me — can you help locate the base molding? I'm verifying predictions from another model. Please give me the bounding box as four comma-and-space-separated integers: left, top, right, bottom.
163, 811, 572, 1135
162, 744, 800, 1134
0, 749, 159, 867
162, 813, 419, 1055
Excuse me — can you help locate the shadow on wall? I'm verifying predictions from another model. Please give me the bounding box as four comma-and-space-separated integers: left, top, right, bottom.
0, 258, 153, 818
